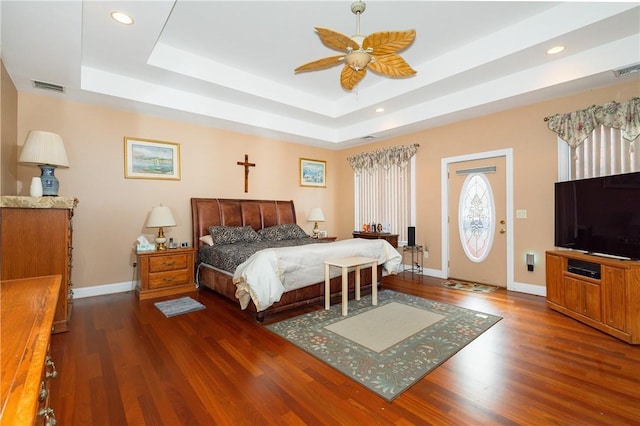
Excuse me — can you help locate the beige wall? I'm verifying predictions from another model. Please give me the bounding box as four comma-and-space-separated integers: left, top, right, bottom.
13, 79, 640, 292
336, 79, 640, 289
1, 61, 18, 195
16, 94, 339, 289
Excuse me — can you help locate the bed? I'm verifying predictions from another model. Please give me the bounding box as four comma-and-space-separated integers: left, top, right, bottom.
191, 198, 401, 321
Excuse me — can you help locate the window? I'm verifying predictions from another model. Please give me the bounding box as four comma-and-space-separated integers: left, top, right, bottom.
354, 157, 415, 243
458, 173, 495, 262
558, 126, 639, 181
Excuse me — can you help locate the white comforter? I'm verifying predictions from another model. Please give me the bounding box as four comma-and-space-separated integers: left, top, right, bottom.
233, 238, 401, 312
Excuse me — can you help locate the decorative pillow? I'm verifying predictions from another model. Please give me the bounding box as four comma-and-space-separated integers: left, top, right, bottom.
199, 235, 214, 246
208, 225, 262, 245
258, 223, 309, 241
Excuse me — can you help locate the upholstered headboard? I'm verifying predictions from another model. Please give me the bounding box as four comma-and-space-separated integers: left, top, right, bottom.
191, 198, 297, 246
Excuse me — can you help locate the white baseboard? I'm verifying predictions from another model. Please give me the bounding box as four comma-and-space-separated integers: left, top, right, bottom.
72, 276, 547, 300
399, 264, 546, 297
398, 264, 447, 279
422, 267, 447, 279
73, 281, 135, 299
509, 280, 547, 297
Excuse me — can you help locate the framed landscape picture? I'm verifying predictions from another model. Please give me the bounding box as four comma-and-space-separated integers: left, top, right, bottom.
124, 137, 181, 180
300, 158, 326, 187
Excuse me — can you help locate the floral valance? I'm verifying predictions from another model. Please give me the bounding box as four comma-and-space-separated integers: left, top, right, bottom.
545, 97, 640, 148
347, 143, 419, 174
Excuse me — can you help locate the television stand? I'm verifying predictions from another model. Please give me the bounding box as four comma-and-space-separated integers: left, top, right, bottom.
546, 250, 640, 344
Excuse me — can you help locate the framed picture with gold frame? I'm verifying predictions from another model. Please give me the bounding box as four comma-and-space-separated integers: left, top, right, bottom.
124, 137, 181, 180
300, 158, 326, 187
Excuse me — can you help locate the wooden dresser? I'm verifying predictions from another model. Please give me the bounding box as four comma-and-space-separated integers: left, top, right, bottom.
0, 196, 77, 333
352, 232, 399, 248
1, 275, 61, 425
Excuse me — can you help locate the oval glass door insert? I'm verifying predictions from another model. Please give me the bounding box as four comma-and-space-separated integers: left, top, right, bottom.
458, 173, 495, 262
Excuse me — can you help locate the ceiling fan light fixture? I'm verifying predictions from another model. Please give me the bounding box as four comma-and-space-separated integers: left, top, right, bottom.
345, 50, 371, 71
294, 0, 416, 91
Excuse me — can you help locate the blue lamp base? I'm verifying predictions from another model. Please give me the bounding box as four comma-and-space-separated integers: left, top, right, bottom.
39, 165, 60, 196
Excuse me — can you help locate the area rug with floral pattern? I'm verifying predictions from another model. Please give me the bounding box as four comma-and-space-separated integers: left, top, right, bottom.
265, 289, 501, 401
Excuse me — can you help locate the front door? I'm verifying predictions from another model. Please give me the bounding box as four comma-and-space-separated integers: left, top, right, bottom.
448, 156, 507, 287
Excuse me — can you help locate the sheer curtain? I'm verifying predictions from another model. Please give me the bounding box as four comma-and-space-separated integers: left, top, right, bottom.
547, 97, 640, 180
348, 144, 418, 243
568, 127, 639, 179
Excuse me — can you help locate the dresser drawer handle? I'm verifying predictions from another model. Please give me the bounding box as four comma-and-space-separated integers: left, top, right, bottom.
45, 356, 58, 380
163, 276, 177, 283
38, 407, 57, 426
163, 260, 176, 267
39, 381, 48, 402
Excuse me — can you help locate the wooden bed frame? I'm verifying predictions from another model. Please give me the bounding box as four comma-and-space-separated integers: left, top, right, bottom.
191, 198, 379, 321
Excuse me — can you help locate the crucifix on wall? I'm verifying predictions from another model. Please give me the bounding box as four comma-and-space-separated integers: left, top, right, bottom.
236, 154, 256, 193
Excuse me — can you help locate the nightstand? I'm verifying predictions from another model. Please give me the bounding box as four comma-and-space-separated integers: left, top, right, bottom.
135, 247, 197, 300
318, 236, 337, 241
352, 232, 398, 248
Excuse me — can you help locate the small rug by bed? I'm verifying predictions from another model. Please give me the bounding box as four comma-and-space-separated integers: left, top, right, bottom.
265, 290, 501, 401
443, 279, 498, 293
154, 296, 206, 317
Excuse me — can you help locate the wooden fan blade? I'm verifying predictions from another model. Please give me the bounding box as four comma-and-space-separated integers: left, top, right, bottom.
340, 65, 367, 91
362, 30, 416, 55
315, 27, 359, 52
295, 55, 344, 73
369, 53, 416, 77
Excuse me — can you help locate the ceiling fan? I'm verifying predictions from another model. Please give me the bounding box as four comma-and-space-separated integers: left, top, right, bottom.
294, 1, 417, 91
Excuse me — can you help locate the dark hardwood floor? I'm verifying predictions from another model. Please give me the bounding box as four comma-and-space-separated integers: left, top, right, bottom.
50, 273, 640, 425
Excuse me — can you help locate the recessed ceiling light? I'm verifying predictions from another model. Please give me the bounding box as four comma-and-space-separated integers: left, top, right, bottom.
546, 46, 565, 55
375, 108, 384, 113
111, 11, 134, 25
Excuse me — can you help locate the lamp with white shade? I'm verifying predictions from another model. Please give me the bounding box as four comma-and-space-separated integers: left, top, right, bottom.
307, 207, 325, 238
18, 130, 70, 196
145, 204, 176, 250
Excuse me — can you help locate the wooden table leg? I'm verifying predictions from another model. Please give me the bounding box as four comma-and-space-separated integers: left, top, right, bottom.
355, 265, 361, 300
341, 266, 348, 316
372, 261, 378, 306
324, 263, 330, 310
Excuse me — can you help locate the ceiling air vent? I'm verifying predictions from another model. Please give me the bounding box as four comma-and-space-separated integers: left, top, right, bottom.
613, 64, 640, 78
32, 80, 65, 93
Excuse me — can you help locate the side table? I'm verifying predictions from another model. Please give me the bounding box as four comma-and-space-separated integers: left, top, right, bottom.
136, 247, 197, 300
324, 256, 378, 316
402, 245, 424, 274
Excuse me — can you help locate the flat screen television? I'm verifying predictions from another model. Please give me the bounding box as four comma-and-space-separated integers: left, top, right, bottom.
555, 171, 640, 260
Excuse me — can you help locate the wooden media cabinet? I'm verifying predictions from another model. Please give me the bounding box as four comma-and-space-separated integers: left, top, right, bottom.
545, 250, 640, 344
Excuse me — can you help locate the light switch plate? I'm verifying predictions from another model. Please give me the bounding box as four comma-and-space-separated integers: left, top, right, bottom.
516, 209, 527, 219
